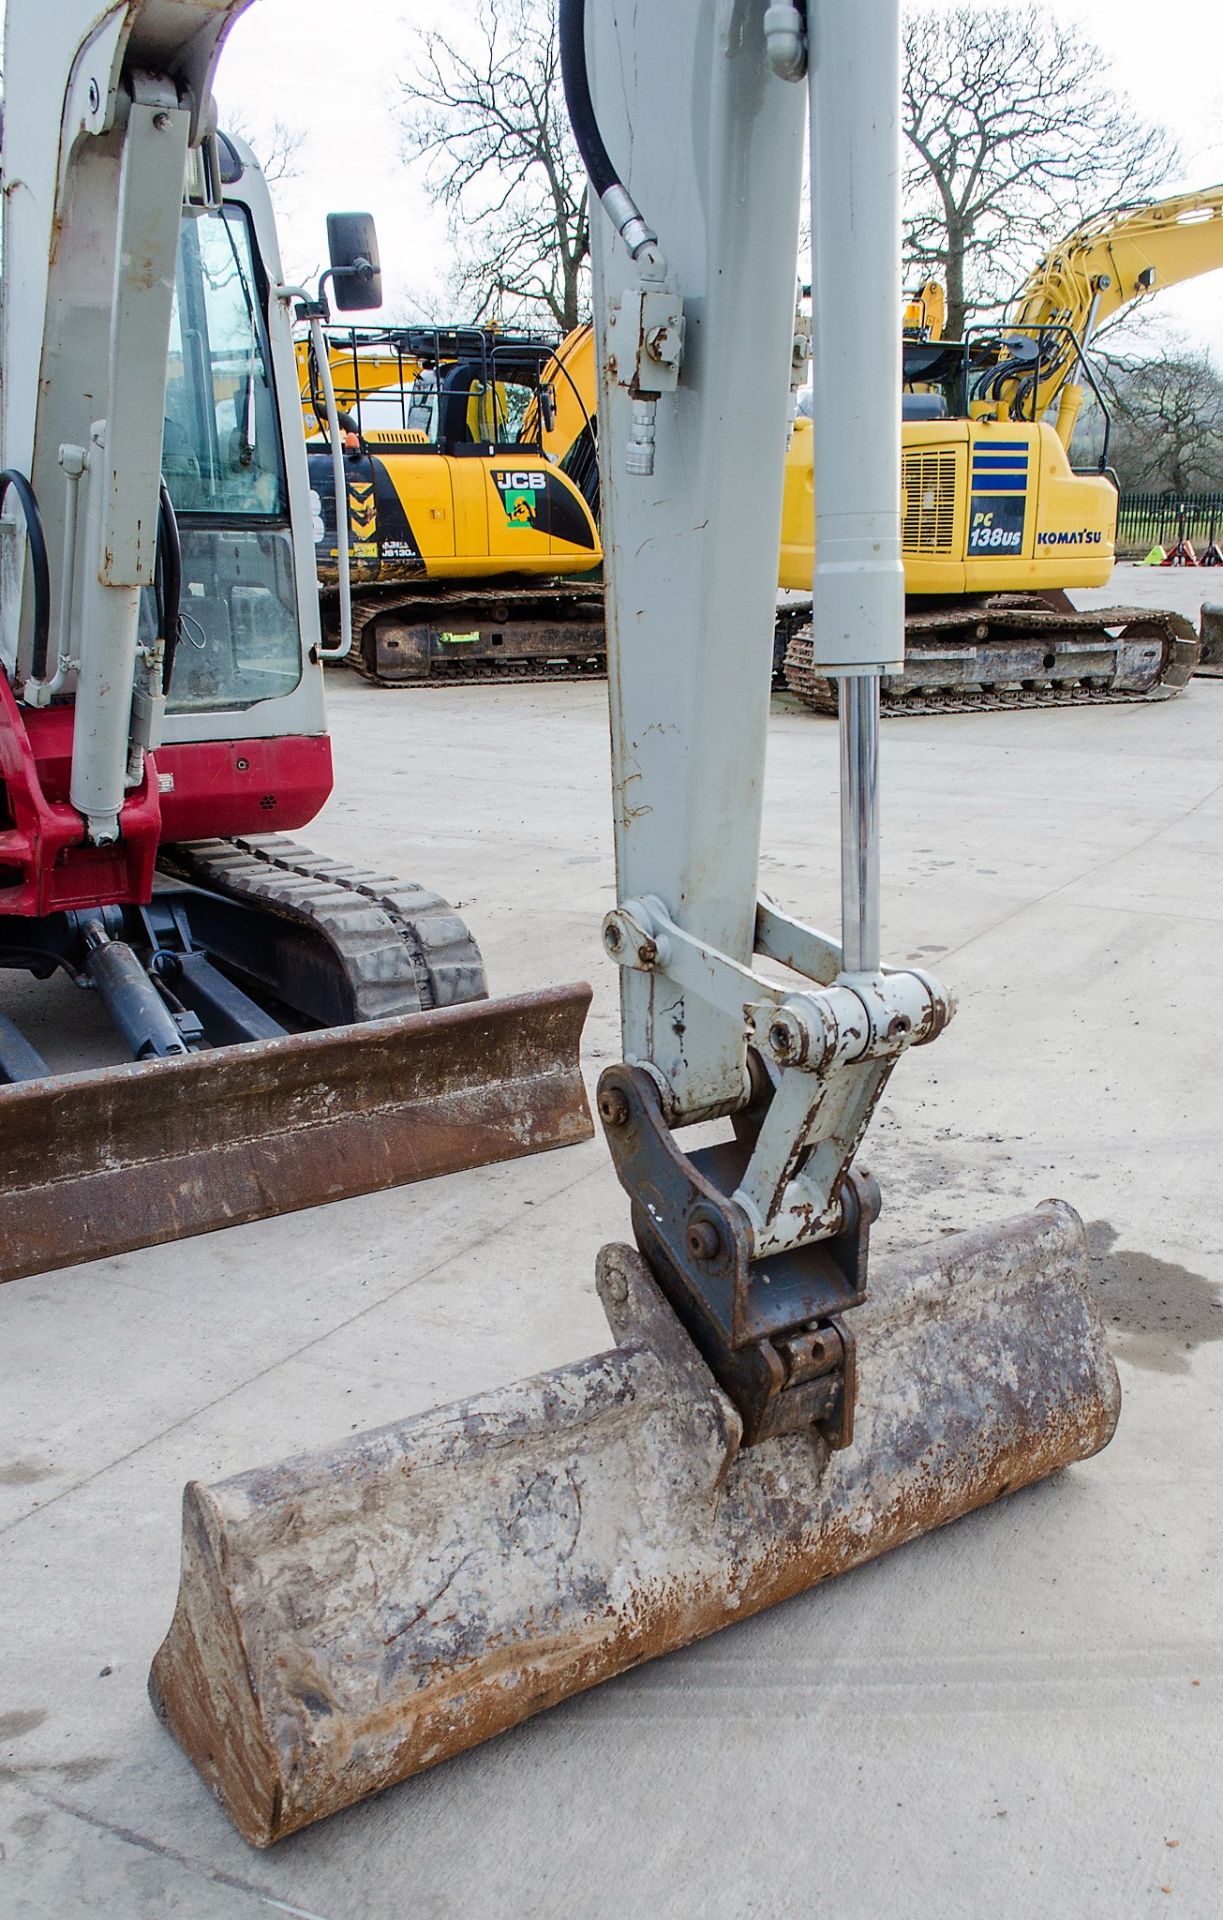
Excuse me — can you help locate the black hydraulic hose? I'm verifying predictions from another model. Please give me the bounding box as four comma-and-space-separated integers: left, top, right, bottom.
558, 0, 657, 260
158, 480, 183, 695
558, 0, 618, 200
0, 469, 51, 681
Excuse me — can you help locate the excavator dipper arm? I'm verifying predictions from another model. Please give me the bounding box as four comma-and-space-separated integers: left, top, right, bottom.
152, 0, 1120, 1843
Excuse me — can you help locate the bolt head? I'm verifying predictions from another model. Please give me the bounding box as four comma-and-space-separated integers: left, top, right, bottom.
769, 1021, 794, 1059
686, 1216, 722, 1262
598, 1087, 630, 1128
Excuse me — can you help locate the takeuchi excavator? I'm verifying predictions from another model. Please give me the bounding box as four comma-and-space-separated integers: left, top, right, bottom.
782, 183, 1223, 711
152, 0, 1120, 1846
0, 0, 591, 1285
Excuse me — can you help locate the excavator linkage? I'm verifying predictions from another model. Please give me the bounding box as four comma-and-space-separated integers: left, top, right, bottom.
150, 1202, 1118, 1847
0, 982, 591, 1285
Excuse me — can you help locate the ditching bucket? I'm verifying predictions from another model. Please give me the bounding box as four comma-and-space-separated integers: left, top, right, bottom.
0, 983, 592, 1285
150, 1199, 1119, 1847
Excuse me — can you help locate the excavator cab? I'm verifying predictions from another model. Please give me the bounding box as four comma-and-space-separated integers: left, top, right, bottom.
157, 204, 302, 712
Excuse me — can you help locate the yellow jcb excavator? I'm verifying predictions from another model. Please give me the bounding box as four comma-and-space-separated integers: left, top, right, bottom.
782, 184, 1223, 710
298, 323, 605, 682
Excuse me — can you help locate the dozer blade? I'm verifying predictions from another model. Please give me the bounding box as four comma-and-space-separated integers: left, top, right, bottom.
0, 983, 591, 1286
150, 1199, 1119, 1847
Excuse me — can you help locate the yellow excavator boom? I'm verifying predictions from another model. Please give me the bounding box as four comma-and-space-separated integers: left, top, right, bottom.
1003, 183, 1223, 434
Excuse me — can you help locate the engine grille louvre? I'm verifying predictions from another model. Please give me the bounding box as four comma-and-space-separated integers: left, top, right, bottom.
902, 451, 958, 553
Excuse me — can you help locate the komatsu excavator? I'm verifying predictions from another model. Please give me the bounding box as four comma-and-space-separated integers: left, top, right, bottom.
783, 184, 1223, 711
0, 0, 591, 1286
151, 0, 1120, 1846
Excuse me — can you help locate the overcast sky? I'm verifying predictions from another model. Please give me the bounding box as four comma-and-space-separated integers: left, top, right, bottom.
189, 2, 1223, 360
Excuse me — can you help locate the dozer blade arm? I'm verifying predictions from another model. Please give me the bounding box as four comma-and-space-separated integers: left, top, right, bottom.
151, 1203, 1118, 1848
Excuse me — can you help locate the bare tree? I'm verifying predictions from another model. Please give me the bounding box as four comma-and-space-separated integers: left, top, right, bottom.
396, 0, 589, 330
227, 113, 305, 188
1100, 348, 1223, 492
903, 6, 1177, 338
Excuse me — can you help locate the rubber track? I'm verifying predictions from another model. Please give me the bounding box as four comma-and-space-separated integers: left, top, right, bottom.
341, 587, 607, 689
784, 604, 1199, 716
162, 836, 487, 1019
338, 590, 808, 691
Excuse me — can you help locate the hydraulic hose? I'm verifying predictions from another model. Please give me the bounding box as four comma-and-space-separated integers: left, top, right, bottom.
0, 470, 51, 681
158, 481, 183, 695
558, 0, 659, 261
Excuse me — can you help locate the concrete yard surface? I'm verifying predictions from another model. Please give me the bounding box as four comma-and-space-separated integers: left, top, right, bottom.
2, 597, 1222, 1917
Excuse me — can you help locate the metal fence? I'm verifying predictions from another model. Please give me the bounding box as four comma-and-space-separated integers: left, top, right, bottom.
1116, 491, 1223, 555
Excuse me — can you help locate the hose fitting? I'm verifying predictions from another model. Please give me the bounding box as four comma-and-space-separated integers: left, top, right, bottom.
764, 3, 808, 80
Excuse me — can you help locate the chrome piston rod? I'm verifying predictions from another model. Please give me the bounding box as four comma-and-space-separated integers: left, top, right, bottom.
838, 673, 881, 974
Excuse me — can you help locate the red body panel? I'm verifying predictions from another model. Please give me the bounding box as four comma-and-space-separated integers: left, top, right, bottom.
0, 676, 332, 918
156, 733, 332, 844
0, 681, 160, 917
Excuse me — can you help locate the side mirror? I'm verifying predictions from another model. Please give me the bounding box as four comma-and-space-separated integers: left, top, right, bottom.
539, 384, 557, 434
326, 212, 382, 313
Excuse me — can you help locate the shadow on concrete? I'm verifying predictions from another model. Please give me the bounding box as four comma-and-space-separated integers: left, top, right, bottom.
1087, 1220, 1223, 1374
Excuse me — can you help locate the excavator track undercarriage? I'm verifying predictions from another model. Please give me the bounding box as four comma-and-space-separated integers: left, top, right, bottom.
783, 598, 1199, 715
160, 835, 487, 1017
331, 583, 606, 686
331, 584, 819, 690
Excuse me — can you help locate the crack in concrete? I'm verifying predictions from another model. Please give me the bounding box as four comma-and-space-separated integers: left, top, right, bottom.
6, 1781, 335, 1917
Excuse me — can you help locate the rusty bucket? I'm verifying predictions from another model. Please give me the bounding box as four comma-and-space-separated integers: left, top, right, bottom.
150, 1199, 1119, 1846
0, 982, 592, 1284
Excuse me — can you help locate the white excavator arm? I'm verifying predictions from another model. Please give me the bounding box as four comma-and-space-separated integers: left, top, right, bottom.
578, 0, 953, 1442
149, 0, 1121, 1848
1, 0, 253, 839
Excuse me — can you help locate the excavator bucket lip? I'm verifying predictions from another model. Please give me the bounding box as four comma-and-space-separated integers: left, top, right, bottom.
0, 981, 592, 1286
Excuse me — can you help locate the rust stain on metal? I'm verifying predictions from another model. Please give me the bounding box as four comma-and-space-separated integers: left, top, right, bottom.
150, 1201, 1119, 1848
0, 983, 593, 1284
